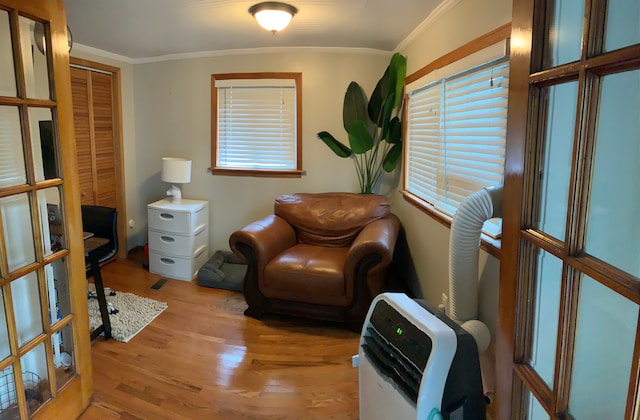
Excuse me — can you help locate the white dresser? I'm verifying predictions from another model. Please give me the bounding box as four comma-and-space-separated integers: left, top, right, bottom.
147, 199, 209, 281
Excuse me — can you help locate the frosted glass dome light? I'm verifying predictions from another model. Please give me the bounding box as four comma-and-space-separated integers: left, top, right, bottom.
249, 2, 298, 33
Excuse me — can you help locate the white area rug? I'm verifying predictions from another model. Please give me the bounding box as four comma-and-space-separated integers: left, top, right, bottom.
87, 285, 168, 342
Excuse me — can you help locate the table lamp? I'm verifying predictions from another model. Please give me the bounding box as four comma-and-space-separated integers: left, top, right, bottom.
161, 157, 192, 203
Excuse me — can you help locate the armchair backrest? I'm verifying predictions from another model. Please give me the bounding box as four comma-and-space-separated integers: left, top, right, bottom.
274, 192, 390, 247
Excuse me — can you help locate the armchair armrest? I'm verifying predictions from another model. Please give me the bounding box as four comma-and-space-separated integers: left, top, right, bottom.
229, 215, 297, 269
345, 214, 400, 294
348, 214, 400, 266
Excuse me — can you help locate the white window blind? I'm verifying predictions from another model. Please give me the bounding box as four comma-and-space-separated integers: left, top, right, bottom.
405, 44, 509, 238
215, 78, 297, 170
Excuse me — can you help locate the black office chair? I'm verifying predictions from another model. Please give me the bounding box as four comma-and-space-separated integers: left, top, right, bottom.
81, 205, 118, 268
82, 205, 119, 316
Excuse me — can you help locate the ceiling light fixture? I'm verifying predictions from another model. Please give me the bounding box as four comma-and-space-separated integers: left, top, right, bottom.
249, 2, 298, 34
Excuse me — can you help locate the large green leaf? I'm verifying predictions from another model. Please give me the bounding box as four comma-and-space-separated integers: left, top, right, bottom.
346, 120, 374, 154
317, 131, 352, 158
380, 92, 396, 141
389, 53, 407, 108
386, 117, 402, 144
382, 143, 402, 172
368, 67, 390, 125
343, 82, 369, 131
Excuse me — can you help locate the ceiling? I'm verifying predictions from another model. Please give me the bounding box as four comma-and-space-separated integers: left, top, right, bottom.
62, 0, 445, 60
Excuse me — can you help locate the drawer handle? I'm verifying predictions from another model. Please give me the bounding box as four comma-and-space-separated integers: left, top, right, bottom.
159, 213, 174, 220
160, 258, 175, 265
160, 236, 175, 242
194, 245, 207, 258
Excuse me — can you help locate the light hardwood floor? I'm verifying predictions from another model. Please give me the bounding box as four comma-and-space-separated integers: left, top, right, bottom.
79, 252, 360, 419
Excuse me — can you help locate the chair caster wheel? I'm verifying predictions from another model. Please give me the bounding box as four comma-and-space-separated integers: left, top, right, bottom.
107, 302, 119, 314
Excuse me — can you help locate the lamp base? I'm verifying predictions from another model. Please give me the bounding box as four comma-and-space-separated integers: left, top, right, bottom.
166, 184, 183, 203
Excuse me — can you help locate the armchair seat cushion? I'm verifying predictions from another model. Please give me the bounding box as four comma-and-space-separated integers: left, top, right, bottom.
264, 244, 349, 306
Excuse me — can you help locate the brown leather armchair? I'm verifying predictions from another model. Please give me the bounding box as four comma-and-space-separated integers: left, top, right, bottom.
229, 192, 400, 329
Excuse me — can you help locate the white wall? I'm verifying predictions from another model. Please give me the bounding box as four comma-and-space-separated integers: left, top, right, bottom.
131, 50, 390, 251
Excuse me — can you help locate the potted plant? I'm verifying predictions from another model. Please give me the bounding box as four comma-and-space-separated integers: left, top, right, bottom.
317, 53, 407, 194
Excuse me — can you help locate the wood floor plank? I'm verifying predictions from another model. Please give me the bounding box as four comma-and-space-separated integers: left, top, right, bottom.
80, 252, 360, 419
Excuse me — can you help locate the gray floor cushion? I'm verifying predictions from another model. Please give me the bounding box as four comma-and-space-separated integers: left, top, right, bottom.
197, 250, 246, 291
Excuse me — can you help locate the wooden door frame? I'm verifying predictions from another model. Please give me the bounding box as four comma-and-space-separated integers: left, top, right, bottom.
68, 57, 127, 259
494, 0, 533, 416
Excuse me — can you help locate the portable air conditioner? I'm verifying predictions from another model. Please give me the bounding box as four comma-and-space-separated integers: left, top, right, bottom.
359, 293, 485, 419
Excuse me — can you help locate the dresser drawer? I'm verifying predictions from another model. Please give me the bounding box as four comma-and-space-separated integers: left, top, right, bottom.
148, 208, 191, 234
148, 226, 208, 258
149, 245, 209, 281
147, 200, 208, 234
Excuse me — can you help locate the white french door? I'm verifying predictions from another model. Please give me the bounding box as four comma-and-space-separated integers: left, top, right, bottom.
0, 1, 91, 418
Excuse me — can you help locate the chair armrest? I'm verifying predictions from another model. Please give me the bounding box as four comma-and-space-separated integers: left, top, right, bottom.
346, 214, 400, 275
229, 215, 297, 269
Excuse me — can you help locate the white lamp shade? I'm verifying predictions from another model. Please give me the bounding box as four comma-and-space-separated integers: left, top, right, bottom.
161, 157, 192, 183
254, 9, 293, 32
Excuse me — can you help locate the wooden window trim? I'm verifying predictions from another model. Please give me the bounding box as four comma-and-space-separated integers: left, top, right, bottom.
405, 23, 512, 85
400, 190, 501, 259
210, 72, 303, 178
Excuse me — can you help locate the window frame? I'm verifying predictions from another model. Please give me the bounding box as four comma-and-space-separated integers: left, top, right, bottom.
400, 24, 512, 258
210, 72, 303, 178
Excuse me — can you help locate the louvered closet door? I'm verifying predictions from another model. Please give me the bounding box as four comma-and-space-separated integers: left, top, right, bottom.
70, 67, 116, 207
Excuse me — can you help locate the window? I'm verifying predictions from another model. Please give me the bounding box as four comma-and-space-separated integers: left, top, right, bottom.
402, 34, 510, 239
210, 73, 303, 177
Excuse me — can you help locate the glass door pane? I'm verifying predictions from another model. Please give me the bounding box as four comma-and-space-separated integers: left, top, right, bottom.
568, 275, 638, 419
528, 248, 562, 388
29, 107, 59, 182
535, 82, 578, 240
45, 257, 71, 324
0, 289, 10, 361
0, 106, 27, 188
0, 365, 18, 417
38, 186, 65, 257
0, 10, 16, 97
20, 342, 51, 415
11, 272, 43, 348
53, 322, 75, 390
18, 17, 50, 100
0, 193, 36, 272
544, 1, 585, 68
585, 69, 640, 278
527, 389, 550, 420
604, 0, 640, 52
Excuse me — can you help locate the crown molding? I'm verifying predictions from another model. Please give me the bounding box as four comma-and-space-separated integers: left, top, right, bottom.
131, 46, 391, 64
394, 0, 464, 53
72, 43, 135, 64
72, 43, 390, 65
